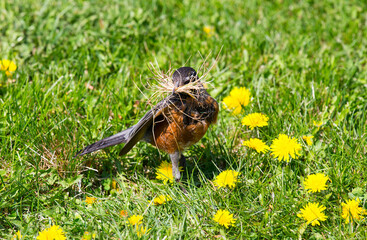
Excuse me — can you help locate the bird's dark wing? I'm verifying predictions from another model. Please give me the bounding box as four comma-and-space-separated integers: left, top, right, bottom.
74, 127, 132, 157
119, 95, 177, 156
75, 95, 177, 158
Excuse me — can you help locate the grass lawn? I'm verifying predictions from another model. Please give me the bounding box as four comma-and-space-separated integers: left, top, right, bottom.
1, 0, 367, 239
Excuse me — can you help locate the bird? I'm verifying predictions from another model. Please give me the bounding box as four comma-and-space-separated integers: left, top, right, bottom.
75, 66, 219, 182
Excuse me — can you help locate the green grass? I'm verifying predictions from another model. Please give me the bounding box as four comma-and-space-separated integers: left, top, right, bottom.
1, 0, 367, 238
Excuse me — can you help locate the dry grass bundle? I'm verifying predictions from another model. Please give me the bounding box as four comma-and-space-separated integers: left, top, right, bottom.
147, 50, 221, 103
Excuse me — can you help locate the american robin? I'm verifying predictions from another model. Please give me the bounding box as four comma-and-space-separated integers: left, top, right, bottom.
75, 67, 219, 182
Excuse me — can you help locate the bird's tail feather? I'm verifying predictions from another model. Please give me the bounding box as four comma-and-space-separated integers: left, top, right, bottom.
75, 127, 132, 157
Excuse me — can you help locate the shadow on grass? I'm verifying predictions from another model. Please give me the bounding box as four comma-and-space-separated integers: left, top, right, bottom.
77, 137, 232, 190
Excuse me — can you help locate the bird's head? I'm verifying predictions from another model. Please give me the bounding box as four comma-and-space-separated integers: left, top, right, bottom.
172, 67, 198, 94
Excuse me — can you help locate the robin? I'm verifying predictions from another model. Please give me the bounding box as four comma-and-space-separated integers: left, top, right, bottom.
75, 67, 219, 182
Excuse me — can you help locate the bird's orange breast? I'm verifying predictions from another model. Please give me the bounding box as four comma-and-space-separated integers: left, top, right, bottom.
150, 96, 218, 154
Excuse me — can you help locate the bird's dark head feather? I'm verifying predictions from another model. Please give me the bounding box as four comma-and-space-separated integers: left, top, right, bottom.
172, 67, 198, 92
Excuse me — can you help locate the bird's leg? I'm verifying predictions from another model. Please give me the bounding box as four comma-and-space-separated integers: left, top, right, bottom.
170, 151, 181, 182
170, 151, 188, 193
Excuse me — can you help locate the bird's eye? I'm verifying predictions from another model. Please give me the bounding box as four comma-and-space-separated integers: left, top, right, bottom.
184, 77, 191, 84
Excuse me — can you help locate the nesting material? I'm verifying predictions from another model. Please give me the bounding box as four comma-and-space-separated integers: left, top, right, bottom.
147, 57, 218, 102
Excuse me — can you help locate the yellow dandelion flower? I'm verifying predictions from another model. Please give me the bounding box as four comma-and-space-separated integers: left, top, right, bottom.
297, 202, 328, 226
270, 134, 302, 162
153, 195, 172, 205
36, 225, 66, 240
241, 113, 269, 130
136, 226, 150, 237
12, 230, 22, 240
302, 135, 313, 146
81, 231, 96, 240
304, 173, 329, 193
213, 209, 237, 228
203, 26, 215, 37
213, 170, 240, 189
222, 87, 251, 115
0, 59, 17, 76
85, 196, 97, 205
127, 215, 143, 226
111, 180, 117, 189
313, 120, 323, 128
156, 161, 182, 184
120, 210, 128, 217
242, 138, 270, 153
341, 198, 366, 223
